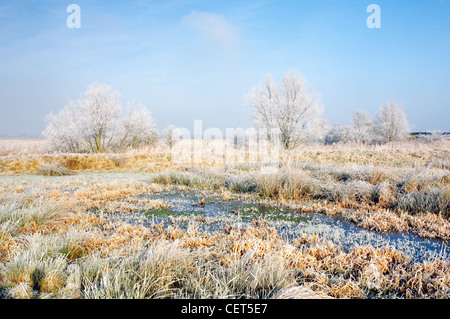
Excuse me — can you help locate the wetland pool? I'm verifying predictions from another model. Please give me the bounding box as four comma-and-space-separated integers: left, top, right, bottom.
105, 190, 449, 264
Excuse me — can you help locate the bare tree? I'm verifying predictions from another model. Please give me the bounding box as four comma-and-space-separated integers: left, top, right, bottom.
117, 102, 158, 152
162, 124, 177, 150
43, 83, 158, 153
350, 109, 375, 144
76, 83, 122, 153
247, 71, 323, 149
375, 101, 410, 142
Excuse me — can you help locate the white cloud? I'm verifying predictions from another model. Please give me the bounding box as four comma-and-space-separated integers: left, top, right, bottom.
181, 10, 239, 47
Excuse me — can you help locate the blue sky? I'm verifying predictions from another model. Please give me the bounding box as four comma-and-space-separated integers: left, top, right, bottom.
0, 0, 449, 136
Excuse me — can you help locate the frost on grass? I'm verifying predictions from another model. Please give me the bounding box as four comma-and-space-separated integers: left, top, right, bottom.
0, 140, 449, 299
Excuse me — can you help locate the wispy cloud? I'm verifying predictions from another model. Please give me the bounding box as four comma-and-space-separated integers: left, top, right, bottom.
181, 10, 239, 47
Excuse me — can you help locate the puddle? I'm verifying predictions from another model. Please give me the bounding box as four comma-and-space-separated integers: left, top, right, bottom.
108, 190, 449, 263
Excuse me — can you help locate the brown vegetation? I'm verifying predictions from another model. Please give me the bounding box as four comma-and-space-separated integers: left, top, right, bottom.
0, 139, 449, 299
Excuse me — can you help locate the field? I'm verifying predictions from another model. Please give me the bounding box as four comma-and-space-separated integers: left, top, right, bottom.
0, 138, 449, 299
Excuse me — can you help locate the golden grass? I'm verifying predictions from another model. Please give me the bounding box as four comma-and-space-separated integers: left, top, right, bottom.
1, 187, 449, 299
0, 139, 449, 299
1, 139, 448, 174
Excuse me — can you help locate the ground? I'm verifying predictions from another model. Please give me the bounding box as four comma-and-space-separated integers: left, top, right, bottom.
0, 139, 449, 299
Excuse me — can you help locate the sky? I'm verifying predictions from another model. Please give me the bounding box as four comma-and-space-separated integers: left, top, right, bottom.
0, 0, 449, 137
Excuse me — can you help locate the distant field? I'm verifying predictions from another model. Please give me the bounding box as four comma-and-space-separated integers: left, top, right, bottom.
0, 139, 49, 156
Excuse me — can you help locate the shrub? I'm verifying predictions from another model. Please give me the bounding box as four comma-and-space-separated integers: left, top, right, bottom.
37, 162, 74, 176
372, 181, 397, 208
257, 174, 282, 198
396, 187, 449, 216
0, 200, 60, 229
280, 171, 316, 200
345, 181, 374, 203
5, 234, 68, 294
82, 241, 189, 298
224, 175, 258, 193
312, 179, 343, 202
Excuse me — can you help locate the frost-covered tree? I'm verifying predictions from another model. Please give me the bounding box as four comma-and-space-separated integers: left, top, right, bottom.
116, 102, 158, 152
304, 118, 331, 144
162, 124, 177, 150
324, 125, 352, 145
76, 83, 122, 153
350, 109, 375, 144
43, 83, 157, 153
43, 100, 83, 153
375, 101, 410, 142
247, 71, 323, 149
419, 130, 448, 143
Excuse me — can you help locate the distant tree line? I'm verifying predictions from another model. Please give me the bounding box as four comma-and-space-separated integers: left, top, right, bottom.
44, 76, 446, 154
247, 70, 415, 148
